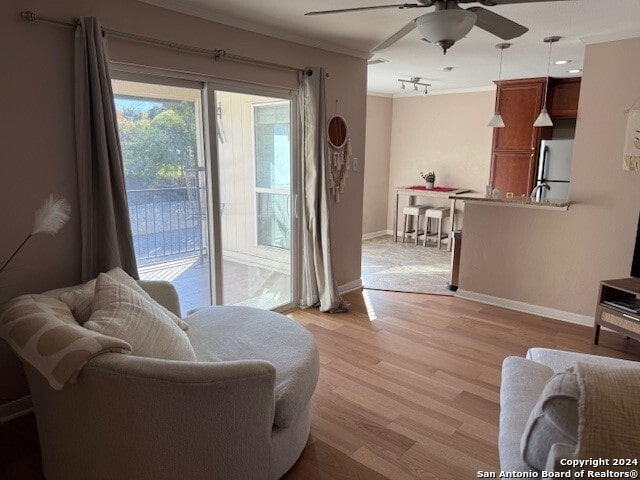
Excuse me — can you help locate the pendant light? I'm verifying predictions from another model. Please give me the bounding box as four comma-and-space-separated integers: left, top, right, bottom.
534, 36, 561, 127
488, 43, 511, 128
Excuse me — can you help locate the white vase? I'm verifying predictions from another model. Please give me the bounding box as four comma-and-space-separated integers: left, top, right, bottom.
426, 181, 434, 189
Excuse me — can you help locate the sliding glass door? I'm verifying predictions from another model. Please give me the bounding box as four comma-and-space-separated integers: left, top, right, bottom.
213, 91, 294, 309
113, 75, 298, 312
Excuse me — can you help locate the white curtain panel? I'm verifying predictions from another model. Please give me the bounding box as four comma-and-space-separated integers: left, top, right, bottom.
74, 18, 138, 282
299, 68, 348, 313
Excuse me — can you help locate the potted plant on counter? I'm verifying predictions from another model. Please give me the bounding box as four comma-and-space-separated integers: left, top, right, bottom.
421, 171, 436, 189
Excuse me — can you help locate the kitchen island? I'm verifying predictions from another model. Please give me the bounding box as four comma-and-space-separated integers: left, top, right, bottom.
451, 193, 570, 211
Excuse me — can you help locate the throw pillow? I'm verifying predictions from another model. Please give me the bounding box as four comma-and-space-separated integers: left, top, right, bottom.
84, 274, 196, 361
521, 371, 579, 470
59, 267, 188, 330
0, 294, 131, 390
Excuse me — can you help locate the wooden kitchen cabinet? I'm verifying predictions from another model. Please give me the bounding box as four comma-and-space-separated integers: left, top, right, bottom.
548, 78, 581, 118
489, 78, 551, 196
490, 151, 537, 196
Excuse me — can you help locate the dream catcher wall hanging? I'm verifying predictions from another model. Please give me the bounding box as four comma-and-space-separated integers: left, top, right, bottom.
327, 113, 352, 202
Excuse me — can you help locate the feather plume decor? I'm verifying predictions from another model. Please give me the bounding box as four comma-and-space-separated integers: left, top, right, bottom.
0, 195, 71, 274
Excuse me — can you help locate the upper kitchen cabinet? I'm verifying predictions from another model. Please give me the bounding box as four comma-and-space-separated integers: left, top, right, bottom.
490, 78, 551, 196
548, 78, 581, 118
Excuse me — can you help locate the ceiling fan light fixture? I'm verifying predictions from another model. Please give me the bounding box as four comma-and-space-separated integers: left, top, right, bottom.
416, 9, 477, 54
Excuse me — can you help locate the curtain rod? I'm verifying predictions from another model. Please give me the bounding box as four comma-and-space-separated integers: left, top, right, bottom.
20, 10, 312, 76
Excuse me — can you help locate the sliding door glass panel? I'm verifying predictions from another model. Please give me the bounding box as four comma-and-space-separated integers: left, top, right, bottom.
215, 91, 293, 309
112, 79, 211, 313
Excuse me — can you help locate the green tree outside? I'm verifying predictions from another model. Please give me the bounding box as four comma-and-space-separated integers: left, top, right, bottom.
115, 97, 198, 190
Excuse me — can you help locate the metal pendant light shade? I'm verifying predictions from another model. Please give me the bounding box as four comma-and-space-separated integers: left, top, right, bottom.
535, 36, 561, 128
488, 43, 511, 129
488, 112, 506, 128
533, 108, 553, 127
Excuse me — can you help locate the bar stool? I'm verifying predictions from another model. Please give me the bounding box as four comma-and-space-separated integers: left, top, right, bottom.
402, 204, 431, 245
424, 207, 450, 249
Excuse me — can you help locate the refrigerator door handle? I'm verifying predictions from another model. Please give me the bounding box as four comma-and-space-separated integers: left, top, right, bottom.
538, 146, 549, 182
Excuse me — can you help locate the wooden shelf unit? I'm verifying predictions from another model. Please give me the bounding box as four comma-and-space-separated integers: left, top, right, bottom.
593, 277, 640, 344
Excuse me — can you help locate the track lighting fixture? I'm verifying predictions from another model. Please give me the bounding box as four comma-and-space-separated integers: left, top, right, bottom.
398, 76, 431, 94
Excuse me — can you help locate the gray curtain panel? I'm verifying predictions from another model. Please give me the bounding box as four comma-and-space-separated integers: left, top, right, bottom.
74, 18, 138, 282
299, 68, 348, 313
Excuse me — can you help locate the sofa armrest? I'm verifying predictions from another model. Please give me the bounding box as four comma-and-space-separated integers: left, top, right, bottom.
27, 354, 276, 480
499, 356, 554, 472
137, 280, 181, 318
526, 348, 640, 373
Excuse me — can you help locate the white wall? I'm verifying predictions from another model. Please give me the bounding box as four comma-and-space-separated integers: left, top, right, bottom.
362, 95, 392, 236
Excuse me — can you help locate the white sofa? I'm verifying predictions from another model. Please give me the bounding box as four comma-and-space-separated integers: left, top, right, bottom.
4, 280, 319, 480
499, 347, 640, 472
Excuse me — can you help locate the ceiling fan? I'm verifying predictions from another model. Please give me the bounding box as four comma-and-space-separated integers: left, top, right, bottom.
306, 0, 571, 54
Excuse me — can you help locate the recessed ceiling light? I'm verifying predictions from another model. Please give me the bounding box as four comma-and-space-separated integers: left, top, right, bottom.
568, 69, 582, 74
554, 60, 570, 65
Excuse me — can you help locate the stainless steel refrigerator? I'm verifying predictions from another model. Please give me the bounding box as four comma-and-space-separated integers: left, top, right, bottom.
535, 139, 573, 201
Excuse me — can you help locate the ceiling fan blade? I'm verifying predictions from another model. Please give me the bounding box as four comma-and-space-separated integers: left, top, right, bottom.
305, 3, 427, 16
467, 6, 528, 40
371, 20, 418, 52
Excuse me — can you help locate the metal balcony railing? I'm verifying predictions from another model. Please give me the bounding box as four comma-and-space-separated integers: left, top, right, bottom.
127, 187, 206, 265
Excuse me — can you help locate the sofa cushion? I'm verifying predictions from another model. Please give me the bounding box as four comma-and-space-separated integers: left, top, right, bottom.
521, 371, 579, 470
85, 274, 196, 361
0, 294, 131, 390
186, 306, 319, 428
499, 356, 554, 472
58, 267, 188, 330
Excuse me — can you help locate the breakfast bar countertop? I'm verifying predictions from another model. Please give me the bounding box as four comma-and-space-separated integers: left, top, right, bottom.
451, 193, 571, 211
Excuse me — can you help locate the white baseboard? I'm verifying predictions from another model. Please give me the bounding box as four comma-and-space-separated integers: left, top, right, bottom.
339, 278, 363, 294
455, 289, 593, 327
0, 396, 33, 423
362, 230, 388, 241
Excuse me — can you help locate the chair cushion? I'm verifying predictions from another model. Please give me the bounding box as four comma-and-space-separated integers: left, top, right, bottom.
58, 267, 188, 330
521, 371, 579, 470
84, 274, 196, 361
403, 205, 430, 215
0, 294, 131, 390
425, 207, 450, 218
186, 306, 319, 428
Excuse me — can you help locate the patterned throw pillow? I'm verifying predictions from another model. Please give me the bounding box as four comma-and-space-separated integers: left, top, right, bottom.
0, 294, 131, 390
84, 274, 196, 361
59, 267, 188, 330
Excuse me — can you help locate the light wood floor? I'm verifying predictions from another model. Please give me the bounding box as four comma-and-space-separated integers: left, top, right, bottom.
282, 289, 640, 479
2, 289, 640, 479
